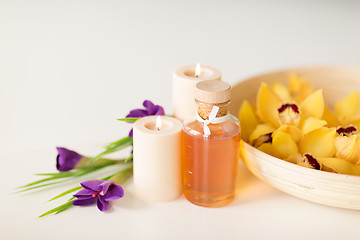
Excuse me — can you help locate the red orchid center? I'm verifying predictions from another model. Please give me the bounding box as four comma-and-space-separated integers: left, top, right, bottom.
92, 190, 102, 197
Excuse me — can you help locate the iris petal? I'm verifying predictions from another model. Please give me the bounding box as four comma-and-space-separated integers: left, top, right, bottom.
100, 181, 113, 195
72, 197, 97, 206
97, 197, 109, 212
104, 184, 124, 201
153, 105, 165, 115
73, 189, 94, 197
56, 147, 83, 172
143, 100, 155, 111
126, 109, 148, 118
81, 180, 104, 191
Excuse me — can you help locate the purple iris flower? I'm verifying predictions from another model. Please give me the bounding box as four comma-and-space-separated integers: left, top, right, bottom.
126, 100, 165, 137
56, 147, 83, 172
72, 179, 124, 212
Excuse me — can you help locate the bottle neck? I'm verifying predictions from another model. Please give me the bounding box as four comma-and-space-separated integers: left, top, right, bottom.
196, 100, 229, 120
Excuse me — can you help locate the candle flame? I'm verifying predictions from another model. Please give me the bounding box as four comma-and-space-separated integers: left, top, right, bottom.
156, 116, 162, 131
195, 63, 201, 78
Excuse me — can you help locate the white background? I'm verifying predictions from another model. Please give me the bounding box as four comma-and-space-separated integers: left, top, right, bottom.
1, 0, 360, 239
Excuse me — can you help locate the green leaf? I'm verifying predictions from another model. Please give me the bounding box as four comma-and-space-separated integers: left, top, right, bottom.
47, 186, 83, 202
91, 137, 132, 163
105, 136, 132, 150
17, 176, 68, 189
17, 161, 120, 193
124, 153, 133, 163
38, 197, 75, 218
16, 180, 68, 193
117, 118, 139, 122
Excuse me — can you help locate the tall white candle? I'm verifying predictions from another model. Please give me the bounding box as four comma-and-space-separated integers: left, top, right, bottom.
133, 115, 183, 201
173, 64, 221, 121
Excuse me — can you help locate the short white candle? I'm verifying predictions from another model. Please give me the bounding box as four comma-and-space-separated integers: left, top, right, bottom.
133, 115, 183, 201
172, 64, 221, 121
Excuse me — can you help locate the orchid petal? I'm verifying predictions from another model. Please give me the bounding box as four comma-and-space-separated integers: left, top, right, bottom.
256, 83, 282, 128
299, 127, 337, 158
285, 152, 303, 164
249, 124, 275, 144
322, 106, 339, 127
335, 92, 359, 119
238, 100, 259, 142
317, 157, 360, 175
271, 82, 291, 102
335, 135, 360, 165
289, 73, 314, 102
300, 117, 327, 135
300, 89, 324, 119
272, 130, 298, 159
275, 125, 303, 143
257, 143, 275, 156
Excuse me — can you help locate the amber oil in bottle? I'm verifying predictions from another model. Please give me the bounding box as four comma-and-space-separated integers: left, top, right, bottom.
182, 80, 241, 207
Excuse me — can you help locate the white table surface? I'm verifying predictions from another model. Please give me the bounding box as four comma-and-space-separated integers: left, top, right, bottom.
1, 1, 360, 239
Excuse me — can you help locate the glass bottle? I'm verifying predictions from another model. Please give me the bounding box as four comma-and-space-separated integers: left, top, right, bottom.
182, 80, 241, 207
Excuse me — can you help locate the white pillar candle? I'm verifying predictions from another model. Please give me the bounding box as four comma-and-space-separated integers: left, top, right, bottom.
173, 64, 221, 121
133, 115, 183, 201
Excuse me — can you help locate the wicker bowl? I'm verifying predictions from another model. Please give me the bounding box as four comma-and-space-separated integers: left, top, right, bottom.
229, 66, 360, 210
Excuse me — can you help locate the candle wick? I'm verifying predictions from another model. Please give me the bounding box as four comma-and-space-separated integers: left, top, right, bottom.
156, 126, 160, 131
